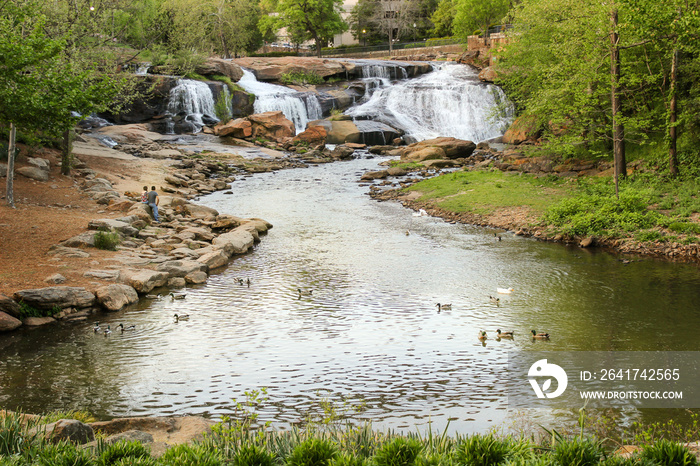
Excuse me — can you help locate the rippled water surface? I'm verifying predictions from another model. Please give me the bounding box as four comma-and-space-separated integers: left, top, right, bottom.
2, 156, 700, 434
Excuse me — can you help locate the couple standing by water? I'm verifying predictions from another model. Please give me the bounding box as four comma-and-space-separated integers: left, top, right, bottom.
141, 185, 160, 223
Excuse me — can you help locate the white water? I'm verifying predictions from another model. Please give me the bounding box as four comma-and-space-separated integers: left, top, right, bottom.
347, 63, 513, 142
167, 79, 218, 132
237, 70, 323, 134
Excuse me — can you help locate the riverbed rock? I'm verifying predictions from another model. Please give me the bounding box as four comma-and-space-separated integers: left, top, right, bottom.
361, 170, 389, 180
233, 57, 347, 81
579, 236, 596, 248
17, 166, 49, 182
41, 419, 95, 445
242, 218, 273, 233
156, 260, 207, 278
195, 58, 244, 82
331, 145, 355, 160
401, 137, 476, 161
95, 284, 139, 311
183, 204, 219, 221
213, 215, 243, 231
197, 250, 229, 270
248, 111, 296, 141
14, 286, 96, 310
503, 115, 541, 145
212, 228, 255, 254
0, 312, 22, 332
185, 271, 208, 284
293, 125, 327, 146
60, 232, 97, 248
104, 430, 154, 445
88, 218, 138, 237
0, 294, 21, 318
89, 416, 215, 446
23, 316, 57, 326
119, 269, 169, 293
214, 118, 253, 138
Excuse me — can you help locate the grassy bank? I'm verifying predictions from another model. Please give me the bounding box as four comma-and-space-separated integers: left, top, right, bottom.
3, 408, 700, 465
405, 168, 700, 247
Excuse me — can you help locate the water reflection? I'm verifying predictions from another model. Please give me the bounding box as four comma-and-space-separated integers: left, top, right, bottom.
0, 156, 699, 435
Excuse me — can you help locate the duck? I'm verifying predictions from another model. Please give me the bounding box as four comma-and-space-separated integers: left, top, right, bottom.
436, 303, 452, 311
531, 330, 550, 340
246, 278, 251, 288
298, 288, 313, 298
496, 329, 514, 338
93, 322, 101, 333
103, 325, 111, 335
117, 323, 135, 332
478, 330, 488, 341
497, 287, 514, 294
170, 292, 186, 300
238, 278, 244, 286
489, 295, 500, 304
174, 313, 190, 322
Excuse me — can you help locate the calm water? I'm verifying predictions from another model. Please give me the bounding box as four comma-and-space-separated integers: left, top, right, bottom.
1, 156, 700, 434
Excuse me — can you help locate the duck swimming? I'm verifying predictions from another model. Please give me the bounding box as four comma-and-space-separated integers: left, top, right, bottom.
170, 292, 186, 300
531, 330, 550, 340
497, 287, 514, 294
436, 303, 452, 311
93, 322, 101, 333
174, 313, 190, 322
103, 325, 111, 335
478, 330, 487, 341
117, 323, 135, 332
496, 329, 514, 338
489, 295, 500, 304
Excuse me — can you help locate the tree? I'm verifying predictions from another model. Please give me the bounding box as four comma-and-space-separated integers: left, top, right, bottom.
430, 0, 456, 38
452, 0, 509, 44
372, 0, 419, 54
268, 0, 346, 57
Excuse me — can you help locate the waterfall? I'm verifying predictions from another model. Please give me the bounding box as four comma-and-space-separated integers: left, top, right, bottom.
237, 69, 323, 134
346, 63, 513, 143
167, 79, 218, 133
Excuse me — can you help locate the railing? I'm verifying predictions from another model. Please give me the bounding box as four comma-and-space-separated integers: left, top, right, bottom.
320, 38, 464, 57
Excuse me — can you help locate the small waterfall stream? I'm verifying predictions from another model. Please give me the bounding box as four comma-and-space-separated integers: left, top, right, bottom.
347, 63, 513, 142
237, 70, 323, 133
167, 79, 219, 133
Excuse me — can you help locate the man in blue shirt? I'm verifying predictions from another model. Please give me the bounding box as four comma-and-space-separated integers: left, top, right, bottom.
147, 186, 160, 223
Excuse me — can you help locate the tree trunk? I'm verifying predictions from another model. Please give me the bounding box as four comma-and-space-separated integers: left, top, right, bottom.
314, 33, 322, 58
610, 7, 625, 197
388, 26, 394, 55
6, 123, 16, 208
669, 48, 679, 177
61, 129, 74, 175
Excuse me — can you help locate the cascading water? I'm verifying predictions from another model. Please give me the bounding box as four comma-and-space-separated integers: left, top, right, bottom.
167, 79, 218, 133
357, 61, 410, 99
347, 63, 513, 142
237, 70, 322, 134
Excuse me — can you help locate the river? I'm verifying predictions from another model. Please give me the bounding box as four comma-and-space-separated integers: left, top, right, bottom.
1, 154, 699, 435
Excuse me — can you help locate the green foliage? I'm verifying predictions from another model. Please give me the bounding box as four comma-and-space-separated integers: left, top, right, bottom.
0, 412, 43, 457
159, 443, 223, 465
640, 439, 698, 466
231, 444, 277, 466
551, 437, 604, 466
287, 438, 340, 466
215, 92, 232, 124
94, 230, 121, 251
98, 440, 151, 466
37, 442, 93, 466
40, 410, 97, 424
280, 71, 325, 85
454, 433, 528, 466
17, 301, 60, 319
452, 0, 509, 41
635, 230, 665, 243
373, 438, 423, 466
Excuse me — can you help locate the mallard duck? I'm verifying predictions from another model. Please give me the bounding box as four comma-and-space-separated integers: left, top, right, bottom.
489, 295, 500, 304
436, 303, 452, 311
93, 322, 101, 333
298, 288, 313, 298
238, 278, 244, 286
170, 292, 186, 300
478, 330, 488, 341
496, 329, 514, 338
531, 330, 550, 340
117, 323, 135, 332
497, 287, 514, 294
174, 313, 189, 322
103, 325, 111, 335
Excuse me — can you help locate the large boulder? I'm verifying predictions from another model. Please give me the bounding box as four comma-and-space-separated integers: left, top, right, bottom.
214, 118, 252, 138
17, 166, 49, 182
88, 219, 138, 237
95, 284, 139, 311
41, 419, 95, 445
195, 58, 244, 82
310, 119, 399, 146
233, 57, 346, 81
119, 269, 169, 294
60, 233, 96, 248
184, 204, 219, 221
197, 249, 229, 270
0, 294, 21, 318
13, 287, 96, 310
156, 260, 207, 278
212, 228, 255, 254
503, 115, 541, 145
0, 312, 22, 332
400, 137, 476, 161
248, 111, 295, 141
293, 125, 327, 146
478, 66, 497, 83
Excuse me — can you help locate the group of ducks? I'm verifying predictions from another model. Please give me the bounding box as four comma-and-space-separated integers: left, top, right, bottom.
437, 286, 551, 343
93, 322, 135, 335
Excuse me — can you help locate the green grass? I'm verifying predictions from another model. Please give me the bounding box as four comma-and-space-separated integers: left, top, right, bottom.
280, 71, 324, 86
407, 170, 569, 216
94, 230, 121, 251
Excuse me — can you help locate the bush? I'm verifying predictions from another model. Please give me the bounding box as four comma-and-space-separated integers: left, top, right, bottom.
635, 230, 664, 243
287, 438, 339, 466
40, 410, 96, 424
454, 434, 527, 466
373, 438, 423, 466
0, 412, 43, 457
158, 444, 223, 466
667, 222, 700, 234
37, 442, 93, 466
280, 71, 324, 85
232, 444, 277, 466
640, 439, 698, 466
551, 437, 603, 466
98, 440, 152, 466
17, 301, 60, 319
94, 230, 121, 251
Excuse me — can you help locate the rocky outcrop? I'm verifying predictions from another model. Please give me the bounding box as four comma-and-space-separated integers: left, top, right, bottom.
233, 57, 348, 81
40, 419, 95, 444
118, 269, 169, 294
0, 312, 22, 332
13, 287, 96, 310
0, 294, 21, 318
17, 166, 49, 182
248, 111, 296, 141
400, 137, 476, 162
293, 126, 327, 146
309, 119, 401, 146
95, 284, 140, 311
502, 115, 541, 145
214, 118, 253, 138
195, 58, 244, 82
478, 66, 497, 83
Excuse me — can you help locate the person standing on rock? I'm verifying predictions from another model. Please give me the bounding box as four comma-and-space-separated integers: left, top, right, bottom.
141, 186, 148, 203
147, 186, 160, 223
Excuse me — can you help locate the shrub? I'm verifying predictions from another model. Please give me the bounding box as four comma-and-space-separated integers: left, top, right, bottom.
635, 230, 664, 243
232, 444, 277, 466
94, 230, 121, 251
280, 71, 324, 85
37, 442, 93, 466
551, 437, 603, 466
332, 453, 367, 466
640, 439, 698, 466
455, 434, 530, 466
287, 438, 339, 466
98, 440, 152, 466
40, 410, 96, 424
17, 301, 60, 319
158, 444, 223, 466
0, 412, 43, 457
373, 438, 423, 466
668, 222, 700, 235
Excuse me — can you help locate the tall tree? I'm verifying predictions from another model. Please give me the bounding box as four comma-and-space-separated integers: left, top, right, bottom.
452, 0, 509, 44
268, 0, 346, 57
430, 0, 456, 38
372, 0, 419, 54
